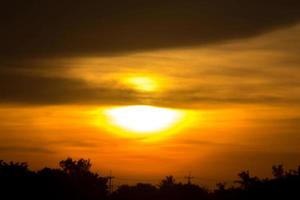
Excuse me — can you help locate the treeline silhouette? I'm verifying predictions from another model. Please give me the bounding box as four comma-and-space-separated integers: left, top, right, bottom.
0, 158, 300, 200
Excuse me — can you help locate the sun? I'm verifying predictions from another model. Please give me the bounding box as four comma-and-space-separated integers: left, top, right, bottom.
104, 105, 184, 134
124, 76, 160, 92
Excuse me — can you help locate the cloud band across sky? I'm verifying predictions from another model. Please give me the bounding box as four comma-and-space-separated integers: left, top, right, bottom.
1, 1, 300, 107
1, 0, 300, 58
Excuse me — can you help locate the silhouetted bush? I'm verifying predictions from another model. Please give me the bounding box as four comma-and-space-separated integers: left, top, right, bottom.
0, 159, 300, 200
0, 158, 107, 200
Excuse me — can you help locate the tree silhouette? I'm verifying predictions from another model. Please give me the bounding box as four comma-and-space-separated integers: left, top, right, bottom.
0, 158, 108, 200
0, 160, 29, 175
1, 159, 300, 200
159, 175, 176, 188
59, 157, 92, 174
272, 164, 284, 178
236, 170, 259, 189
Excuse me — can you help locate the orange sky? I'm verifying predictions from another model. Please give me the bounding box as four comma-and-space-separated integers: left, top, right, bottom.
1, 23, 300, 187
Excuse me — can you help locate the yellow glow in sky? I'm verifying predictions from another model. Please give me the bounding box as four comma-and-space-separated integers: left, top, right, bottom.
104, 105, 183, 134
125, 76, 159, 92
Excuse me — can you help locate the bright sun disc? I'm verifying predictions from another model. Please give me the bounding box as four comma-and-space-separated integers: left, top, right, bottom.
104, 105, 183, 133
123, 76, 161, 92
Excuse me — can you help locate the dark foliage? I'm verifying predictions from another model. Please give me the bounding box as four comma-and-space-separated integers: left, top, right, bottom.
0, 159, 300, 200
0, 158, 108, 200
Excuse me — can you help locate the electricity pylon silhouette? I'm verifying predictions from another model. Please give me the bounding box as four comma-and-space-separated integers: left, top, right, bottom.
107, 171, 115, 194
184, 172, 194, 184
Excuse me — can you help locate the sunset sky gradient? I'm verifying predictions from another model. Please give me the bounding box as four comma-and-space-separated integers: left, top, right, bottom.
1, 0, 300, 187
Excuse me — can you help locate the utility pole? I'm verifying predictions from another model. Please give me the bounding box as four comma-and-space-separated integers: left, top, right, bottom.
184, 172, 194, 184
107, 171, 115, 194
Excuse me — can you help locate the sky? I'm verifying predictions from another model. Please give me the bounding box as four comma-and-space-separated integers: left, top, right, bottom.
1, 1, 300, 187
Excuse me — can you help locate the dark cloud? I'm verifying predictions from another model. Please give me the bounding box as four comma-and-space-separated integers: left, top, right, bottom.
0, 145, 54, 154
150, 87, 300, 109
0, 71, 140, 105
1, 69, 300, 106
221, 150, 300, 164
1, 1, 300, 106
1, 0, 300, 58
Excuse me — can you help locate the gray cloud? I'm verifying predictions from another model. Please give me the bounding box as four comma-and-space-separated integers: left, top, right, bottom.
1, 0, 300, 59
1, 1, 300, 106
0, 146, 54, 154
0, 71, 141, 105
1, 69, 300, 106
149, 87, 300, 109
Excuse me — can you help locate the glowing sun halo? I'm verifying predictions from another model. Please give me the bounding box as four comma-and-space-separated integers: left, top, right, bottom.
104, 105, 183, 134
125, 76, 159, 92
